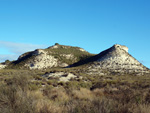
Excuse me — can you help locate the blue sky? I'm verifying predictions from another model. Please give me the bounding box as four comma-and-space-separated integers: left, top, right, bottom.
0, 0, 150, 68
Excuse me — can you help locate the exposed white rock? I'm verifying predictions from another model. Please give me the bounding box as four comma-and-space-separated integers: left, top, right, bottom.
32, 49, 45, 55
0, 64, 6, 69
88, 44, 150, 75
59, 63, 69, 67
79, 48, 86, 52
59, 73, 76, 82
43, 72, 77, 82
114, 44, 128, 52
51, 45, 59, 49
25, 49, 58, 69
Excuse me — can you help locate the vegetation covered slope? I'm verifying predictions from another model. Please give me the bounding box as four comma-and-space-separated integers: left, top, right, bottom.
45, 44, 94, 65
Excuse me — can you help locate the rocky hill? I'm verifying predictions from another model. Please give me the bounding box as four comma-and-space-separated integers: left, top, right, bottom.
7, 43, 93, 69
3, 43, 150, 75
86, 44, 150, 75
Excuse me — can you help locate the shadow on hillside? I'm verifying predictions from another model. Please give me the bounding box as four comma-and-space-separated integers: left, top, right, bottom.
70, 48, 111, 67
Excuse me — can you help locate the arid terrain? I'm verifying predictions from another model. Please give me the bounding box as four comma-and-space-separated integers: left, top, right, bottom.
0, 43, 150, 113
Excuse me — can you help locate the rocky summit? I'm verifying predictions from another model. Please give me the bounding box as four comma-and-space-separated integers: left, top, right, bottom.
87, 44, 150, 75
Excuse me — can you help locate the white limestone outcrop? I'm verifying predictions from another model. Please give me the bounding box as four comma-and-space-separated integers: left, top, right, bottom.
88, 44, 150, 75
43, 72, 77, 82
25, 49, 58, 69
0, 64, 6, 69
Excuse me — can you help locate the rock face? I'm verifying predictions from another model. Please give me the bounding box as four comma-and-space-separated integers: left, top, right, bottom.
88, 44, 150, 75
10, 44, 92, 70
25, 49, 58, 69
0, 64, 6, 69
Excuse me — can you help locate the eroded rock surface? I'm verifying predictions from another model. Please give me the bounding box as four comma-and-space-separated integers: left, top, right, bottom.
43, 72, 77, 82
0, 64, 6, 69
88, 44, 150, 75
25, 49, 58, 69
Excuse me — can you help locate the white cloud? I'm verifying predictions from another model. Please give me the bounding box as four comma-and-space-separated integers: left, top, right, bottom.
0, 41, 46, 54
0, 41, 47, 62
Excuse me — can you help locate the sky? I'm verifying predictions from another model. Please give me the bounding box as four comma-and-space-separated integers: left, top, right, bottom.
0, 0, 150, 68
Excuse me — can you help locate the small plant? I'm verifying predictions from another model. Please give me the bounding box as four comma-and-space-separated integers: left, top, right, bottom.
55, 43, 60, 45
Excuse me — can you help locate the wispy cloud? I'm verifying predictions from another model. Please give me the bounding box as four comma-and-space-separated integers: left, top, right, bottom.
0, 54, 18, 62
0, 41, 46, 62
0, 41, 46, 54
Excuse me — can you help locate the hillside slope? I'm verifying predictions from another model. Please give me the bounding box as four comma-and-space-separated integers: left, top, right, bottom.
4, 44, 150, 75
7, 44, 94, 69
86, 44, 150, 75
